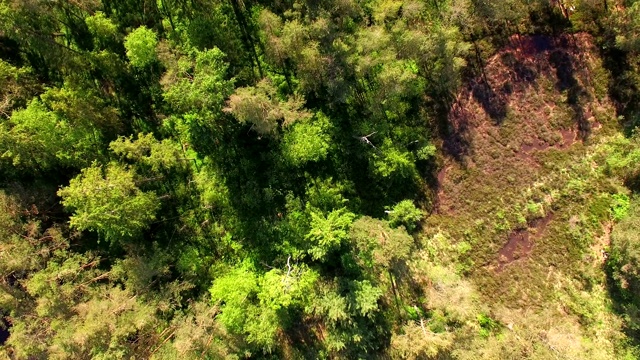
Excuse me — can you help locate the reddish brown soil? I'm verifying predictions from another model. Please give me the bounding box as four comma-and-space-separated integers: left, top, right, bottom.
437, 166, 447, 185
520, 128, 576, 153
497, 214, 554, 271
498, 229, 533, 269
521, 140, 550, 153
559, 128, 576, 148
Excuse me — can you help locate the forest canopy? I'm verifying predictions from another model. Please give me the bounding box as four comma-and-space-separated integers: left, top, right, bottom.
1, 0, 640, 359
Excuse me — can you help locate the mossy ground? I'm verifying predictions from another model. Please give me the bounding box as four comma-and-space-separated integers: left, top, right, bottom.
423, 33, 636, 358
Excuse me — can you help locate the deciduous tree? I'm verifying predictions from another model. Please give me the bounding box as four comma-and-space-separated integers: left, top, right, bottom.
124, 26, 158, 68
58, 163, 160, 243
225, 78, 311, 136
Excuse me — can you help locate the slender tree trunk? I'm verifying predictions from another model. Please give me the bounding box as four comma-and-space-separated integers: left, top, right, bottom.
228, 0, 264, 79
160, 0, 176, 31
388, 270, 401, 313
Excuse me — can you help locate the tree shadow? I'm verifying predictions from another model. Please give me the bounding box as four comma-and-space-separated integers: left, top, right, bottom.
440, 102, 472, 162
599, 41, 640, 133
440, 34, 598, 167
0, 36, 23, 66
283, 315, 327, 359
0, 318, 8, 346
548, 43, 592, 140
604, 259, 640, 348
529, 2, 573, 35
471, 80, 509, 124
393, 260, 427, 305
500, 51, 539, 86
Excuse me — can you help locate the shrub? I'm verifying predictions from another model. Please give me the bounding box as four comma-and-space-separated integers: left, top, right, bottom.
388, 200, 424, 232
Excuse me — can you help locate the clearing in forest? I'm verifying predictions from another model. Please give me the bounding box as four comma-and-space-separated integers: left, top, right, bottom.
424, 32, 626, 357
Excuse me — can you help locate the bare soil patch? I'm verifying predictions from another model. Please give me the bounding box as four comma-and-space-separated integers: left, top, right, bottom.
520, 128, 576, 154
497, 214, 554, 272
497, 229, 533, 270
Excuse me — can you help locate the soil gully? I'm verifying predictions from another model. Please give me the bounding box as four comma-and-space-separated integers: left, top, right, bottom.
497, 229, 533, 271
497, 213, 554, 272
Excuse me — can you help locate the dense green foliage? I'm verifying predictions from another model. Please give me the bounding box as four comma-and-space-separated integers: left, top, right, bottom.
1, 0, 640, 359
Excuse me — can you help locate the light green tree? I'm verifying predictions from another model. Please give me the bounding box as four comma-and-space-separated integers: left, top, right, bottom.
373, 140, 419, 181
41, 84, 121, 136
0, 59, 36, 118
163, 48, 233, 115
0, 99, 96, 172
162, 47, 234, 151
388, 199, 424, 232
305, 177, 351, 213
350, 216, 414, 271
209, 266, 260, 334
349, 279, 383, 318
306, 208, 356, 261
281, 112, 332, 166
58, 163, 160, 242
110, 133, 185, 172
124, 26, 158, 68
85, 11, 119, 50
209, 263, 318, 352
